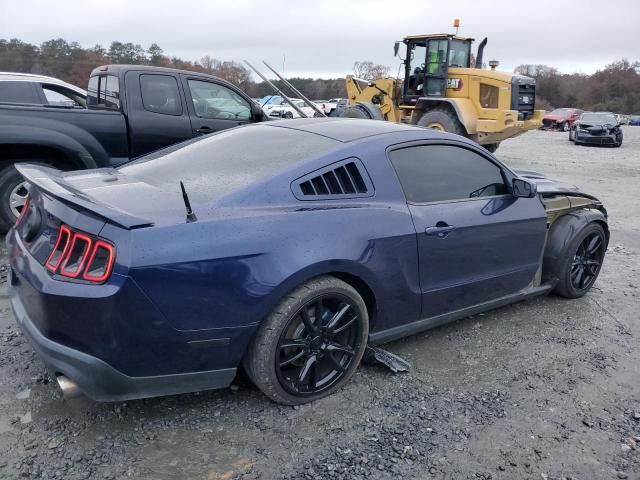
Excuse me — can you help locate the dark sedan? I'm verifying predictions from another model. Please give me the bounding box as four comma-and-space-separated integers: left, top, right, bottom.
7, 119, 609, 405
570, 112, 623, 146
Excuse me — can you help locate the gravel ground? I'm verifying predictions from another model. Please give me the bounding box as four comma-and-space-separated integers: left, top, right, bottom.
1, 128, 639, 480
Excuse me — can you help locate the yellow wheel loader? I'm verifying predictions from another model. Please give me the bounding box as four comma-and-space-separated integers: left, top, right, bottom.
342, 34, 544, 151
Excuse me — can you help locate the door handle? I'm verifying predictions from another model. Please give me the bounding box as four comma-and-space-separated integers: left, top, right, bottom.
425, 223, 456, 238
196, 126, 213, 134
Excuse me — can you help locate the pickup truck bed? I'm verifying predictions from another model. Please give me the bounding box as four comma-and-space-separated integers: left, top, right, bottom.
0, 65, 267, 231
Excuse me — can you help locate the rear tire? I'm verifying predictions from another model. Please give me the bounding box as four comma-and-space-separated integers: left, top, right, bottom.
244, 276, 369, 405
483, 143, 500, 153
553, 222, 606, 299
282, 111, 294, 119
0, 164, 30, 233
339, 106, 371, 119
416, 108, 466, 137
561, 122, 569, 132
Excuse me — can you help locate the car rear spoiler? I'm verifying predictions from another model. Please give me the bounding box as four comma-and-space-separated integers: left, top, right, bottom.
15, 164, 153, 229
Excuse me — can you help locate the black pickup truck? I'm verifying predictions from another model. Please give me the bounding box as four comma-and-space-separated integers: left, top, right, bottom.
0, 65, 268, 231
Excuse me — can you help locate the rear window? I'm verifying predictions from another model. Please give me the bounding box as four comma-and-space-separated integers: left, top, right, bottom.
0, 81, 41, 104
119, 125, 339, 203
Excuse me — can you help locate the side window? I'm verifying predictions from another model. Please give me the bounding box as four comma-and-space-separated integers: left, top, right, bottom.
426, 39, 448, 75
389, 145, 508, 203
42, 86, 84, 107
140, 74, 182, 115
87, 76, 99, 106
87, 75, 119, 109
101, 75, 120, 109
479, 84, 499, 109
187, 79, 251, 120
0, 81, 41, 104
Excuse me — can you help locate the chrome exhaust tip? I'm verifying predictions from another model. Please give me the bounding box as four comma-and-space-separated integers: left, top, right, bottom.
56, 376, 82, 399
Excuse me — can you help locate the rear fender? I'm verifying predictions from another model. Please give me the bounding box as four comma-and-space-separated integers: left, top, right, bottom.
0, 125, 102, 169
254, 260, 382, 330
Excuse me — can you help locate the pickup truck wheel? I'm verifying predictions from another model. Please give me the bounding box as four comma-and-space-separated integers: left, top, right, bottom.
0, 165, 30, 232
244, 276, 369, 405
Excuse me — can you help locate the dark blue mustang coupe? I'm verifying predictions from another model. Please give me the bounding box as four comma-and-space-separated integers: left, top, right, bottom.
7, 118, 608, 405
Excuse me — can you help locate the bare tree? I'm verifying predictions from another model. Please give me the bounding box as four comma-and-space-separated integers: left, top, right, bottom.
352, 61, 390, 81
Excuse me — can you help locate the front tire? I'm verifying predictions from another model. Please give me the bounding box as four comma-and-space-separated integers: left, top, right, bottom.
416, 108, 466, 137
0, 164, 30, 233
244, 276, 369, 405
553, 222, 607, 298
561, 122, 569, 132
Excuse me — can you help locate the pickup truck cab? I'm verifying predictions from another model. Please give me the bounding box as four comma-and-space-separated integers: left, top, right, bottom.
0, 65, 267, 231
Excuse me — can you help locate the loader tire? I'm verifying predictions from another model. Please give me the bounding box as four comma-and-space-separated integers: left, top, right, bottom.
417, 108, 466, 137
483, 143, 500, 153
340, 106, 371, 119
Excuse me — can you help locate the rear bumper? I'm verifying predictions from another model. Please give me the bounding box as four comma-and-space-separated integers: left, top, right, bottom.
10, 277, 236, 401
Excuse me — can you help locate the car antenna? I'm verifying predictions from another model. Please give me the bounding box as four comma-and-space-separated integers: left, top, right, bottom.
180, 181, 197, 222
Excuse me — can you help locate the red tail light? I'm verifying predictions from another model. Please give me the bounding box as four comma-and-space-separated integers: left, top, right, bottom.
16, 196, 30, 225
45, 225, 116, 283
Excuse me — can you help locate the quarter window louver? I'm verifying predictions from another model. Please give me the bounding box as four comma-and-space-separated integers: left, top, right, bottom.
297, 161, 370, 198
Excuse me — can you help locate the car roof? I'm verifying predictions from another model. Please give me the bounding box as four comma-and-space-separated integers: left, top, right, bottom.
265, 117, 452, 143
0, 72, 86, 95
90, 64, 235, 85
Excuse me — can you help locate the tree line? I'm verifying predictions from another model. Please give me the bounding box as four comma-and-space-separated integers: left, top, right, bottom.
0, 38, 347, 99
514, 60, 640, 114
1, 38, 639, 113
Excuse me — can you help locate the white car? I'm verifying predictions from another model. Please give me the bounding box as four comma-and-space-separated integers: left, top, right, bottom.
263, 98, 323, 119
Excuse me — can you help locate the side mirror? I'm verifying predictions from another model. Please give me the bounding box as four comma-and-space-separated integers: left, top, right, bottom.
393, 41, 400, 57
251, 102, 264, 120
512, 178, 537, 198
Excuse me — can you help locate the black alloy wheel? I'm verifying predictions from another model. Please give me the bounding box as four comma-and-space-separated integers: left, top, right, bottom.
570, 231, 605, 292
275, 294, 361, 397
244, 276, 369, 405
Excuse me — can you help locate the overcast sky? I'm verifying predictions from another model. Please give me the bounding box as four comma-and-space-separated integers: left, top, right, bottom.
2, 0, 639, 78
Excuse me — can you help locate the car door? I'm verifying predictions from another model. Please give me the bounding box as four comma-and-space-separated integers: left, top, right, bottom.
125, 72, 194, 158
388, 141, 547, 319
182, 76, 253, 135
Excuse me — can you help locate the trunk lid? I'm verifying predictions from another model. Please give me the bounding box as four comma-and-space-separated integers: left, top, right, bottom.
16, 164, 188, 229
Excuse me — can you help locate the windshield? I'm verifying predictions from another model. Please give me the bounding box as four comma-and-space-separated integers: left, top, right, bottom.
119, 125, 338, 203
580, 113, 617, 124
549, 108, 572, 116
260, 95, 282, 106
448, 39, 470, 67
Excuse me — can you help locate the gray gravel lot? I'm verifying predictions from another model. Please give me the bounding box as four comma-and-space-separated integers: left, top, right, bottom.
1, 128, 639, 480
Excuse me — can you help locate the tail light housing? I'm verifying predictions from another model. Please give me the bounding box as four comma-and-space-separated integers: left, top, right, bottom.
45, 224, 116, 283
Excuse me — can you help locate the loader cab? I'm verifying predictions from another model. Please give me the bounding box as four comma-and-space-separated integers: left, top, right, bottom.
402, 34, 473, 105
